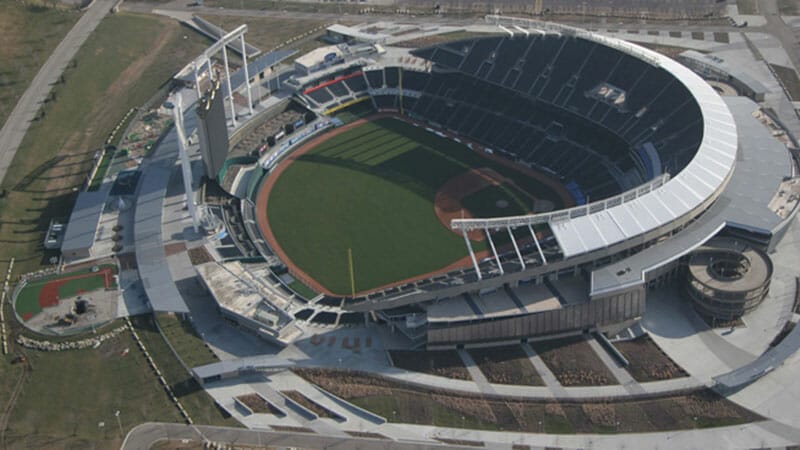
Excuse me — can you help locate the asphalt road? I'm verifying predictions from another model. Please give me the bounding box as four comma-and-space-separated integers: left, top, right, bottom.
0, 0, 115, 188
124, 0, 755, 32
122, 422, 459, 450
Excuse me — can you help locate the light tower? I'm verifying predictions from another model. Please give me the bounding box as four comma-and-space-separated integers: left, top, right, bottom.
172, 93, 200, 233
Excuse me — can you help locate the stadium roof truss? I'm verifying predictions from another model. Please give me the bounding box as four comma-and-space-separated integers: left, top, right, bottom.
189, 25, 255, 128
451, 26, 738, 265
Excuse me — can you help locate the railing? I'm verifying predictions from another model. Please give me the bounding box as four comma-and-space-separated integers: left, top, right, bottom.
483, 15, 661, 67
258, 120, 334, 170
451, 173, 669, 231
368, 87, 422, 98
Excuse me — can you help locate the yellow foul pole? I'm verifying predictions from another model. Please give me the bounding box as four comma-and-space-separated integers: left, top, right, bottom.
348, 248, 356, 298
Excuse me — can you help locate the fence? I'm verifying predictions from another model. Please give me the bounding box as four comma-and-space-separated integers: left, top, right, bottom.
1, 258, 15, 354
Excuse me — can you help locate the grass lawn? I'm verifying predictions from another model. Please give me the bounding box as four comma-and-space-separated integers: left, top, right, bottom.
205, 0, 384, 15
155, 312, 219, 368
0, 1, 80, 129
266, 117, 563, 294
3, 322, 182, 449
198, 14, 339, 57
0, 12, 211, 276
87, 148, 114, 191
352, 394, 502, 431
131, 315, 239, 427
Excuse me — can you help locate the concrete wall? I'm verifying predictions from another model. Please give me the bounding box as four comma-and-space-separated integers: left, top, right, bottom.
426, 287, 645, 346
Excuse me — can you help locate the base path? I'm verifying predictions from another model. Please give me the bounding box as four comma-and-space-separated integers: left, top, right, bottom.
255, 114, 568, 296
434, 167, 516, 241
0, 0, 115, 187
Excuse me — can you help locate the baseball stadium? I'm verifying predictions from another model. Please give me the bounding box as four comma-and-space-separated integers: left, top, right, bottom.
172, 18, 800, 350
10, 0, 800, 442
7, 3, 800, 444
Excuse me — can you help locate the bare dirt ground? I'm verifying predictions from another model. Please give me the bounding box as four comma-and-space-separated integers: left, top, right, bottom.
164, 241, 187, 257
468, 345, 545, 386
434, 167, 512, 241
236, 393, 283, 415
23, 289, 117, 335
281, 390, 344, 421
531, 336, 617, 387
294, 368, 763, 433
614, 335, 689, 382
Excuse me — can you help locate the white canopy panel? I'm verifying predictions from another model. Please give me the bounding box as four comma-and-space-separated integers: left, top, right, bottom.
549, 35, 737, 258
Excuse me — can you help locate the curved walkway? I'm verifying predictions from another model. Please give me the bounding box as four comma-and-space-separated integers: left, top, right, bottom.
124, 417, 800, 450
292, 359, 706, 401
0, 0, 115, 187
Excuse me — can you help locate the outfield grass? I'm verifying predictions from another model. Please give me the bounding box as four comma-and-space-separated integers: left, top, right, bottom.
267, 117, 563, 294
0, 13, 210, 276
57, 274, 109, 297
0, 1, 79, 129
3, 323, 182, 449
334, 101, 375, 125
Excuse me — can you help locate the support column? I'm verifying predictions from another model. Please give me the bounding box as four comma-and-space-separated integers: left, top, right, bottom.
485, 227, 504, 275
173, 94, 199, 233
240, 35, 254, 115
193, 62, 201, 100
462, 230, 482, 280
508, 227, 525, 270
221, 46, 237, 128
528, 224, 547, 265
206, 57, 213, 82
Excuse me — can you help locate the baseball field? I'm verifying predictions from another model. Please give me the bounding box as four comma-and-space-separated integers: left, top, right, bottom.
260, 115, 571, 295
14, 264, 117, 321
